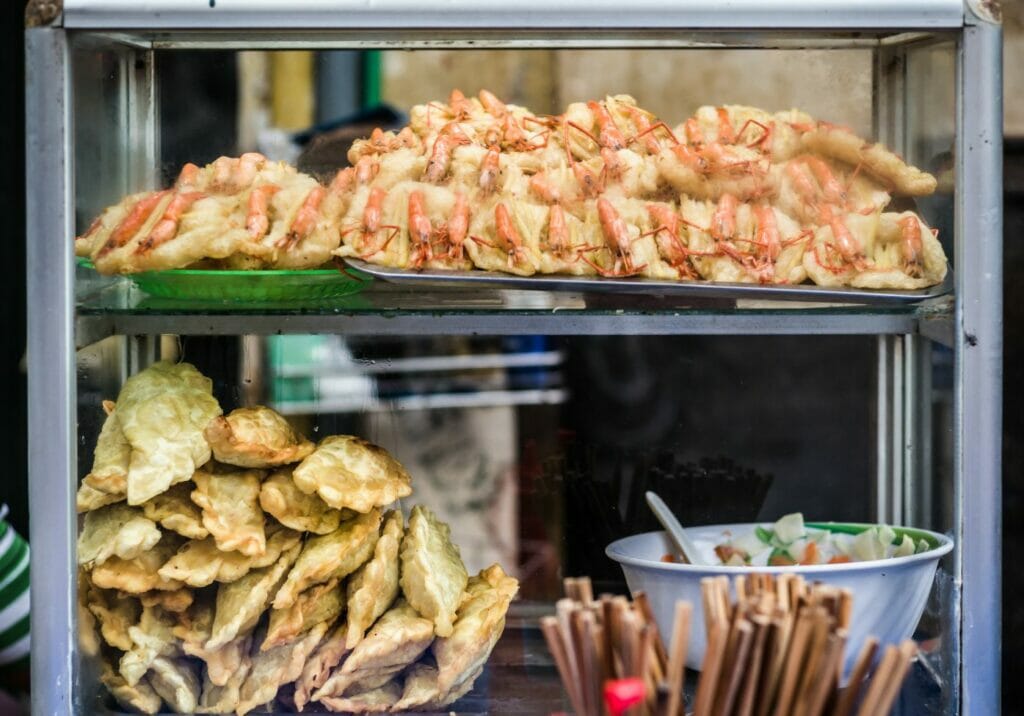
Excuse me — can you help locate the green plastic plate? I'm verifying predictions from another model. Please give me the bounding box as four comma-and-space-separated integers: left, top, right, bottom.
79, 260, 371, 302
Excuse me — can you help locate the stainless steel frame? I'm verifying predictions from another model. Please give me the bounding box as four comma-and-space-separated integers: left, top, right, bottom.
25, 2, 1002, 713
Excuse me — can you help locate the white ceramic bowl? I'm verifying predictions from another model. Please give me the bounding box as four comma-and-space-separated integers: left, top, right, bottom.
606, 523, 953, 678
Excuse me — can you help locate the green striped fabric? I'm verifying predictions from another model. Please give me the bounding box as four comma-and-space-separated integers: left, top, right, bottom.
0, 511, 29, 670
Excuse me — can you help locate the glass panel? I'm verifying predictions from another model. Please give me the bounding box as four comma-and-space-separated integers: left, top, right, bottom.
74, 332, 957, 714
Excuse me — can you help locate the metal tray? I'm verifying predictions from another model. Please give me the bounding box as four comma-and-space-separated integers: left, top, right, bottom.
342, 259, 953, 305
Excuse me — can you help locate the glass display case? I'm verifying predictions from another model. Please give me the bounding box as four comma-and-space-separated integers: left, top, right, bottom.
25, 1, 1002, 713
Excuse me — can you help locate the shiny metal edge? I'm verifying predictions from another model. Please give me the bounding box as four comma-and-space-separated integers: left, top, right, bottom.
63, 0, 965, 30
955, 17, 1002, 715
342, 258, 953, 306
25, 28, 76, 716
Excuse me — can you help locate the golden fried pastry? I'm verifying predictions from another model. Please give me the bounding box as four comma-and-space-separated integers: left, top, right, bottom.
207, 540, 301, 650
90, 533, 185, 594
141, 482, 208, 540
85, 584, 140, 651
158, 524, 302, 588
77, 503, 161, 567
115, 361, 222, 505
174, 600, 252, 688
100, 662, 162, 715
315, 600, 434, 700
204, 406, 314, 468
272, 508, 381, 609
291, 435, 412, 513
197, 654, 252, 714
394, 662, 481, 711
293, 621, 351, 712
346, 509, 403, 649
803, 210, 947, 290
259, 467, 346, 535
400, 505, 468, 637
236, 621, 328, 716
433, 563, 518, 694
191, 467, 266, 557
119, 605, 179, 687
76, 482, 124, 513
77, 572, 101, 658
262, 578, 344, 651
148, 656, 201, 713
319, 680, 403, 714
800, 123, 938, 196
82, 401, 130, 495
138, 588, 194, 614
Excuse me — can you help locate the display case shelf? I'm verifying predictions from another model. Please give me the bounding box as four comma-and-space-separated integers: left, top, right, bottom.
75, 280, 953, 344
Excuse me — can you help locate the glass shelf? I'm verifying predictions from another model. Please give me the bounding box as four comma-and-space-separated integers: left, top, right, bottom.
75, 275, 953, 344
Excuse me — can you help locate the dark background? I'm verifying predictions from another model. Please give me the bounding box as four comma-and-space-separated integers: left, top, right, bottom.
3, 3, 1020, 711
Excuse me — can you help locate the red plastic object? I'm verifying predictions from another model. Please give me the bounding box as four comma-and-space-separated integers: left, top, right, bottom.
603, 678, 646, 716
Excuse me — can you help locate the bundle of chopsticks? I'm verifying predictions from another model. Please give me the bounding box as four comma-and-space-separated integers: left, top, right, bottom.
541, 575, 917, 716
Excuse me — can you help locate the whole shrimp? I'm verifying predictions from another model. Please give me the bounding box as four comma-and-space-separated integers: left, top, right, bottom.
245, 184, 281, 240
898, 214, 924, 276
479, 146, 501, 194
587, 101, 627, 150
646, 203, 697, 278
594, 197, 643, 276
136, 191, 205, 254
547, 204, 571, 256
424, 124, 470, 183
446, 192, 470, 261
494, 202, 530, 269
408, 190, 434, 268
97, 190, 169, 258
751, 203, 781, 282
348, 187, 399, 260
278, 186, 326, 249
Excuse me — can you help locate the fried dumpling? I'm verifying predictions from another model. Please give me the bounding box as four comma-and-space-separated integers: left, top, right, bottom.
138, 588, 194, 614
272, 508, 381, 609
148, 656, 201, 713
315, 600, 433, 700
119, 604, 179, 686
259, 467, 346, 535
101, 662, 162, 715
207, 540, 301, 650
91, 533, 185, 594
262, 578, 345, 651
204, 406, 315, 468
191, 467, 266, 557
400, 505, 468, 637
291, 435, 412, 513
173, 600, 252, 688
77, 503, 161, 567
293, 621, 351, 712
84, 584, 140, 651
158, 524, 302, 588
197, 652, 252, 714
141, 482, 208, 539
82, 400, 130, 495
76, 482, 124, 513
115, 361, 223, 505
433, 563, 518, 694
236, 621, 328, 716
346, 509, 403, 648
319, 680, 402, 714
394, 662, 481, 711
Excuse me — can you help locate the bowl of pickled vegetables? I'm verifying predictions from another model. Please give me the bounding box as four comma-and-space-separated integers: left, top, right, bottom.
606, 513, 952, 676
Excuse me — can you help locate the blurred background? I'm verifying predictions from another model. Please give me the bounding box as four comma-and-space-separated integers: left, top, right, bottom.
3, 0, 1023, 711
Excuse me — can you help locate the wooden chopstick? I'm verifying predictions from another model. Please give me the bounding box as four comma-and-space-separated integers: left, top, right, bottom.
541, 616, 587, 716
854, 644, 899, 716
832, 637, 879, 716
665, 601, 692, 716
872, 640, 917, 716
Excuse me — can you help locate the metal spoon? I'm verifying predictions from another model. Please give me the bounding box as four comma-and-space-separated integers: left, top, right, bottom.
645, 491, 705, 565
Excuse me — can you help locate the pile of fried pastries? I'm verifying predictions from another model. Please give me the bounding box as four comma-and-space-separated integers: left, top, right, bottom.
76, 91, 947, 290
77, 361, 518, 714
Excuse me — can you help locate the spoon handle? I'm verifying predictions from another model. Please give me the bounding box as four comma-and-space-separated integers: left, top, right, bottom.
645, 491, 704, 566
